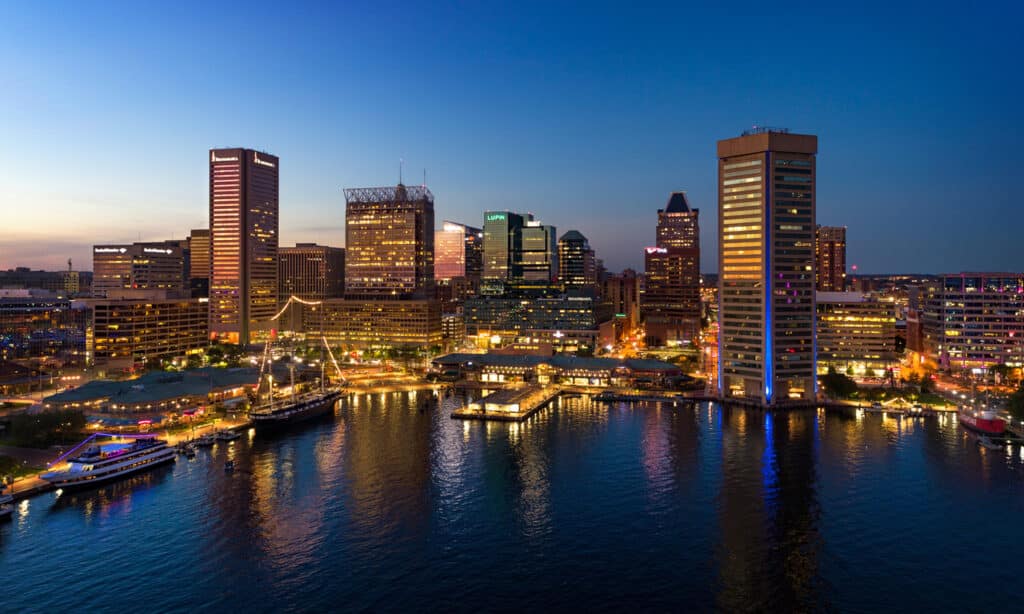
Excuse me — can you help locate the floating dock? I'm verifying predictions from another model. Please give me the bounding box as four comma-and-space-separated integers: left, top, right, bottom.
451, 384, 560, 422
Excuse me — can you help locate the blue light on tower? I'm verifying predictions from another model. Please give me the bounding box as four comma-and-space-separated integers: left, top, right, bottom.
763, 153, 773, 405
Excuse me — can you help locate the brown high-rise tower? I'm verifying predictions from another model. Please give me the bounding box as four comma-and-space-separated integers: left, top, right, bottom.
815, 225, 846, 291
642, 192, 701, 346
208, 148, 279, 345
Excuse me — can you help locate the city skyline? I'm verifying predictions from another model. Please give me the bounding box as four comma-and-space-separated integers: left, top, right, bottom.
1, 3, 1020, 275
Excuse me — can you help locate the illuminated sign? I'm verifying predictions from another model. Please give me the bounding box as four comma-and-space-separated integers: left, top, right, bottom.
94, 247, 127, 254
253, 152, 276, 168
443, 222, 465, 233
143, 248, 174, 255
644, 247, 667, 254
485, 213, 506, 222
210, 152, 239, 163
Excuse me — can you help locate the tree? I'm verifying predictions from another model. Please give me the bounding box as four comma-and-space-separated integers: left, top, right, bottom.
822, 367, 858, 399
1008, 383, 1024, 422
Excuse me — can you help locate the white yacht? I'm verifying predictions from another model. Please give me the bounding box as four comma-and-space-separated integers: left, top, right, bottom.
41, 436, 176, 490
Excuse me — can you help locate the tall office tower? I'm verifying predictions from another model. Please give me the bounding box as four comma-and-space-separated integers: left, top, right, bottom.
188, 228, 210, 297
435, 221, 483, 281
558, 230, 591, 289
717, 129, 817, 405
344, 184, 434, 298
642, 192, 701, 346
518, 220, 558, 281
92, 242, 187, 298
482, 211, 529, 280
602, 268, 641, 335
208, 148, 279, 345
815, 225, 847, 291
278, 243, 345, 332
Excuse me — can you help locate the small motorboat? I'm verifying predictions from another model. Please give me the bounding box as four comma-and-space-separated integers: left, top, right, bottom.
193, 434, 216, 447
978, 436, 1002, 450
215, 430, 240, 441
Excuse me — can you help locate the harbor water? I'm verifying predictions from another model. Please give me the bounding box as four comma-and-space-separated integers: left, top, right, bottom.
2, 392, 1023, 612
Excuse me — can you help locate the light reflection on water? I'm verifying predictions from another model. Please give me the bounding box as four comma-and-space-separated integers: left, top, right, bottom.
1, 396, 1023, 611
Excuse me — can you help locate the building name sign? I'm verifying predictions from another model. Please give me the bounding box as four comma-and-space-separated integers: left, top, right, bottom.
210, 152, 239, 163
485, 213, 506, 222
94, 247, 127, 254
143, 248, 174, 255
644, 247, 667, 254
253, 153, 276, 168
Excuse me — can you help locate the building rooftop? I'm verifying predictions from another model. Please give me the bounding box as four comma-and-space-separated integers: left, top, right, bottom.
344, 184, 433, 204
662, 192, 692, 213
44, 367, 260, 405
433, 353, 680, 373
558, 230, 588, 243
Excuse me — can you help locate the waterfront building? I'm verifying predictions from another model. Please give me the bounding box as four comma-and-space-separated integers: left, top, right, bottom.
82, 290, 209, 373
92, 242, 188, 298
717, 129, 817, 405
321, 298, 442, 348
208, 148, 279, 345
642, 192, 701, 346
430, 353, 681, 387
602, 269, 641, 337
435, 220, 483, 281
344, 184, 434, 298
920, 273, 1024, 370
188, 228, 210, 298
558, 230, 594, 290
278, 243, 345, 332
816, 292, 897, 376
816, 225, 847, 291
463, 293, 612, 353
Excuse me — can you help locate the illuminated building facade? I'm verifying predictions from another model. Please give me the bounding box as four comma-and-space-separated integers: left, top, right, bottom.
278, 243, 345, 332
84, 290, 208, 372
518, 220, 558, 282
463, 294, 612, 353
816, 292, 897, 376
921, 273, 1024, 370
642, 192, 701, 346
92, 242, 187, 298
482, 211, 528, 280
0, 291, 87, 361
435, 221, 482, 281
344, 184, 434, 298
718, 129, 817, 405
209, 148, 279, 345
558, 230, 594, 290
321, 298, 442, 348
188, 228, 210, 298
602, 269, 641, 336
815, 225, 846, 291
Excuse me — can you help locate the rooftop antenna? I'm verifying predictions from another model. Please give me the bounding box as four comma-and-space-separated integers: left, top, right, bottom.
422, 168, 427, 187
399, 158, 404, 185
68, 258, 72, 272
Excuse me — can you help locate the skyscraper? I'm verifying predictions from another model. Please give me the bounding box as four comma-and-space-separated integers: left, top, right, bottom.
435, 221, 482, 281
482, 211, 528, 280
642, 192, 701, 346
92, 242, 187, 298
208, 148, 279, 345
815, 225, 846, 291
517, 220, 558, 281
717, 129, 817, 405
188, 228, 210, 298
343, 184, 434, 298
558, 230, 592, 290
278, 243, 345, 332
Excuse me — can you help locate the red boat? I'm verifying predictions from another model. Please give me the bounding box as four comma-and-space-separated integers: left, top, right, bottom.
958, 407, 1006, 435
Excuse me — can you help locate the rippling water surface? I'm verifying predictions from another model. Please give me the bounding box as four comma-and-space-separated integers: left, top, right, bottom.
2, 393, 1023, 612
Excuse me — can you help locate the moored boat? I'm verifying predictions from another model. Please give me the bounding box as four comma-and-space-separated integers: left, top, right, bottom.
215, 429, 240, 441
41, 436, 175, 491
958, 407, 1006, 435
0, 492, 13, 521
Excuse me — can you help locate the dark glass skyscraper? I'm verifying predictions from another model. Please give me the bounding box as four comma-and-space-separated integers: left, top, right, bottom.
209, 148, 279, 345
815, 225, 846, 291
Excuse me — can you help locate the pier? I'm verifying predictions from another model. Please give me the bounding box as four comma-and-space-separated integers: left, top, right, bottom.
451, 384, 560, 422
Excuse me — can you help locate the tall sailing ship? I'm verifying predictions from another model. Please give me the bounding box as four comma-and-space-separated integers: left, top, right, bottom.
248, 297, 346, 428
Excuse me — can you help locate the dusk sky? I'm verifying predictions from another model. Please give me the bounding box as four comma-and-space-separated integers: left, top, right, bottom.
1, 1, 1019, 274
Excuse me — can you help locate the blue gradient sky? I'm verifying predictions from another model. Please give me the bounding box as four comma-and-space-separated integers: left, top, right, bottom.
0, 1, 1019, 274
